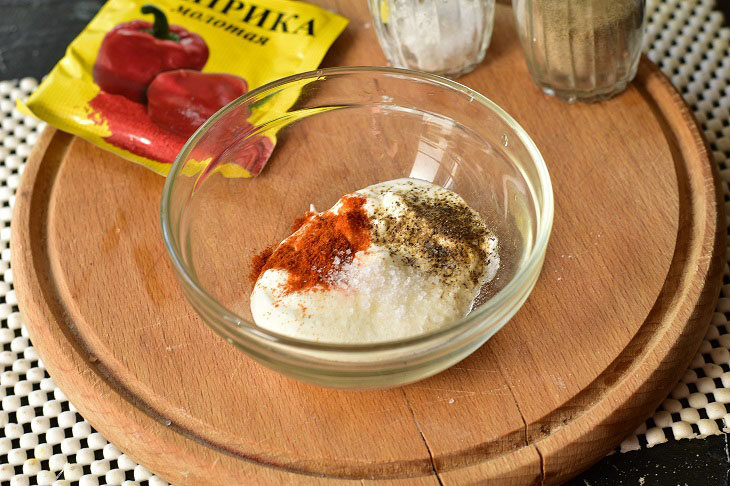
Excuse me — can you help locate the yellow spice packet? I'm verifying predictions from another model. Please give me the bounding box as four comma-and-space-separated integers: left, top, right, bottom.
21, 0, 347, 176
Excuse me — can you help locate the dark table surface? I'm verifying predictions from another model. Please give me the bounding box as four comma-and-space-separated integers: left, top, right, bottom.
2, 1, 730, 485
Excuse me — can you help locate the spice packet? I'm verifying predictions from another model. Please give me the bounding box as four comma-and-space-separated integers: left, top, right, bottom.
20, 0, 347, 177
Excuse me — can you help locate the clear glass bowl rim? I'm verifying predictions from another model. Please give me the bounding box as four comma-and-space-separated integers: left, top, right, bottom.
160, 66, 554, 353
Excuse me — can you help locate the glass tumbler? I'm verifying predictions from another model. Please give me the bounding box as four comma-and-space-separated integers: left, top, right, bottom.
368, 0, 496, 78
512, 0, 646, 103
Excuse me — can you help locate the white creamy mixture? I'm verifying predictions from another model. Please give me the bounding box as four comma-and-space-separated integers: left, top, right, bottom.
250, 179, 499, 343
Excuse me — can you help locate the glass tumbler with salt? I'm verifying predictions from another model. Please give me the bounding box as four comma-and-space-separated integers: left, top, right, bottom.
368, 0, 496, 78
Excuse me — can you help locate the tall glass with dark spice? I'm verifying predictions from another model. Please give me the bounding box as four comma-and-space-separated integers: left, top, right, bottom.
513, 0, 646, 103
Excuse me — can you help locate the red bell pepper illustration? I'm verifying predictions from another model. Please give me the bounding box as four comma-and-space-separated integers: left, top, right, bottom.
147, 69, 248, 137
188, 104, 275, 182
228, 135, 274, 176
93, 5, 209, 103
195, 134, 275, 187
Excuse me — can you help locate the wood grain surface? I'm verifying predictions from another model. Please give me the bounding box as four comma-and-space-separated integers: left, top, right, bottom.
10, 3, 725, 485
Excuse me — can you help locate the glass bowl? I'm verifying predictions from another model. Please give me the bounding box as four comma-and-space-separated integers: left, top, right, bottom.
161, 67, 553, 389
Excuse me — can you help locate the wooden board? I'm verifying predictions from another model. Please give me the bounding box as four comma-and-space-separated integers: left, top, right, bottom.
10, 3, 725, 485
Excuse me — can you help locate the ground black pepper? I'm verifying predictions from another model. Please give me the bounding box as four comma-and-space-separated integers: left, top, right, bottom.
370, 181, 492, 286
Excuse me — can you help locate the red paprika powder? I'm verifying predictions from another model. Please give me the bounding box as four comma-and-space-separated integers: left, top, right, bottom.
251, 196, 371, 294
88, 91, 187, 163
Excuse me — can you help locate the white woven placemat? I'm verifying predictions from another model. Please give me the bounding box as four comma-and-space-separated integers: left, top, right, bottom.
1, 0, 729, 484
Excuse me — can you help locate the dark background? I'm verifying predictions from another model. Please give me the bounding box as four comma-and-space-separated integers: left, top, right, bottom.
1, 0, 730, 484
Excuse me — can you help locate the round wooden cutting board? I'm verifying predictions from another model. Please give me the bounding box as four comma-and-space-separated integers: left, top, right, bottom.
10, 3, 725, 485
